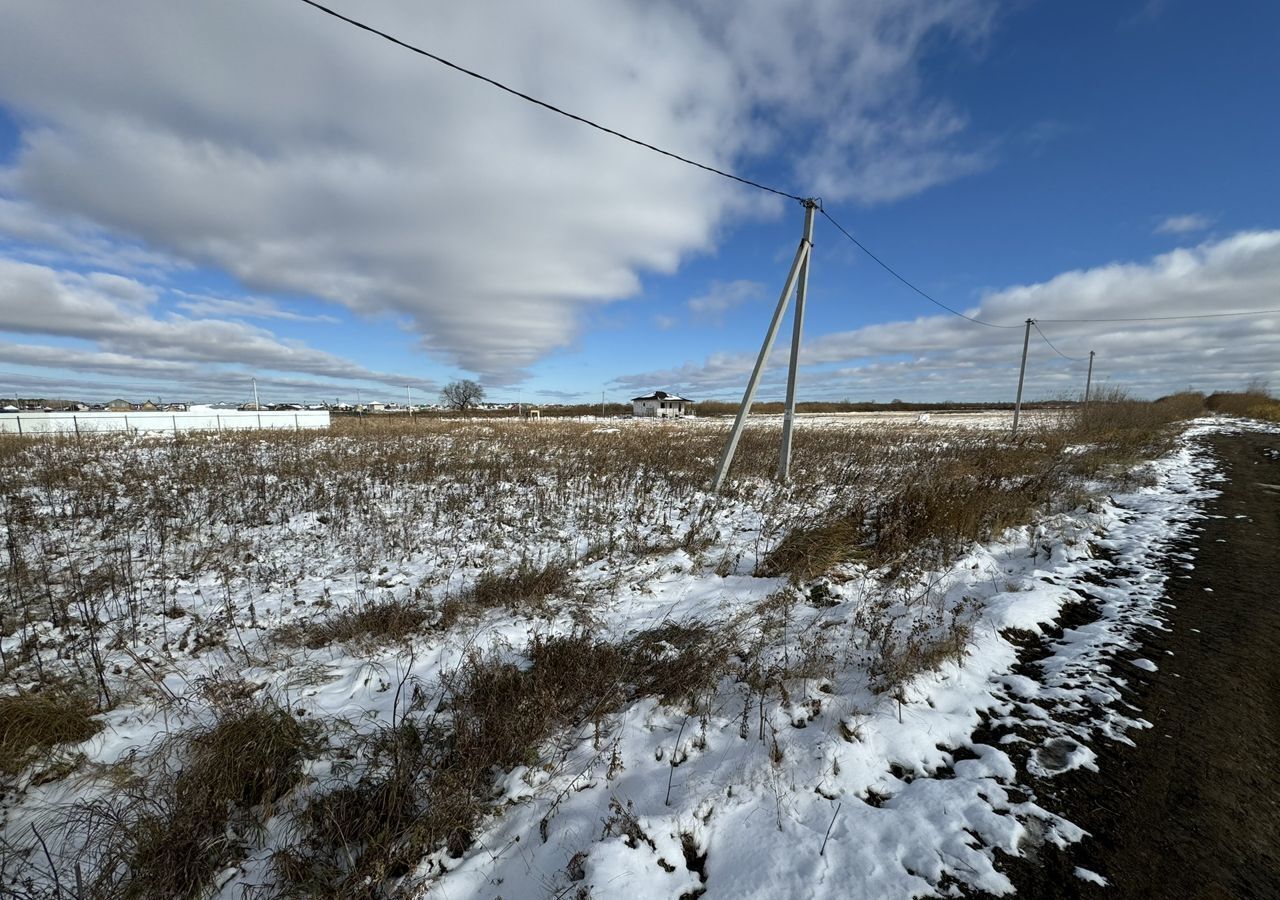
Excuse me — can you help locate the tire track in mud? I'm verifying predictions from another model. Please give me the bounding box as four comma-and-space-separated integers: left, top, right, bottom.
988, 430, 1280, 899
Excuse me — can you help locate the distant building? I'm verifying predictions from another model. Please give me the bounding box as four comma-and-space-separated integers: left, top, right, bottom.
107, 399, 132, 411
631, 390, 694, 418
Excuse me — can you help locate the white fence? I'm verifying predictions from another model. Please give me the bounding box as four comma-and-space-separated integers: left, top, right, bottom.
0, 410, 331, 435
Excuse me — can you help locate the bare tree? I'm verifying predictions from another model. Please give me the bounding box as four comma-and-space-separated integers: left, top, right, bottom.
440, 379, 485, 411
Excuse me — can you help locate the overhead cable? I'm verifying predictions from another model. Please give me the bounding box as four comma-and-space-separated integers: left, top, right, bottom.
1031, 321, 1089, 362
295, 0, 806, 202
818, 208, 1020, 329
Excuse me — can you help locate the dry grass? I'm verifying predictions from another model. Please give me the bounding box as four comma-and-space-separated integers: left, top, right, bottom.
73, 695, 313, 900
0, 688, 100, 778
455, 559, 572, 617
1205, 387, 1280, 423
757, 516, 866, 582
869, 611, 975, 696
277, 594, 435, 650
277, 626, 728, 898
869, 449, 1065, 573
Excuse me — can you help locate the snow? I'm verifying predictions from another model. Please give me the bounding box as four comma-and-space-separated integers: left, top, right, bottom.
2, 415, 1274, 898
1075, 866, 1109, 886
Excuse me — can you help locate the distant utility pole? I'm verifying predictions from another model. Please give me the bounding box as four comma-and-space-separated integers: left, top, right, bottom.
1012, 318, 1032, 435
252, 378, 260, 411
1084, 350, 1096, 403
406, 385, 413, 419
712, 199, 819, 492
601, 389, 606, 417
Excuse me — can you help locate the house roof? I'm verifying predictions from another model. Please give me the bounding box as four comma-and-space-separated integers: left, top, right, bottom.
631, 390, 694, 403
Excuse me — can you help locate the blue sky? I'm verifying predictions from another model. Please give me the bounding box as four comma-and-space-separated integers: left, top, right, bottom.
0, 0, 1277, 406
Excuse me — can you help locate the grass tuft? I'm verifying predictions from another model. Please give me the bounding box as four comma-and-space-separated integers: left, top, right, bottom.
278, 595, 434, 650
0, 688, 100, 778
757, 516, 866, 582
75, 694, 313, 900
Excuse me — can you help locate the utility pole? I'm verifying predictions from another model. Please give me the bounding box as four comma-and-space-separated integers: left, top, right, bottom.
778, 201, 817, 482
1012, 318, 1032, 435
252, 377, 260, 411
712, 199, 819, 492
406, 385, 413, 419
601, 389, 606, 418
1084, 350, 1095, 403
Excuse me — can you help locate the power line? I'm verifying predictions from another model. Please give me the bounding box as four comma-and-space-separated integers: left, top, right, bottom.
1035, 308, 1280, 324
1031, 320, 1089, 362
820, 205, 1280, 330
295, 0, 806, 203
298, 0, 1280, 336
818, 208, 1021, 329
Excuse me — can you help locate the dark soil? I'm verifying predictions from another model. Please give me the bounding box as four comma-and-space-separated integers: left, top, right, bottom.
1000, 430, 1280, 899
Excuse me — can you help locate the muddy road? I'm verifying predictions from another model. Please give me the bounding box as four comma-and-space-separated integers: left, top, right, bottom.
1000, 429, 1280, 898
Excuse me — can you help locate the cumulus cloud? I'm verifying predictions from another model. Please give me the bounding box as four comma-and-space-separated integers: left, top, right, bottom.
0, 0, 999, 383
615, 231, 1280, 401
1155, 213, 1212, 235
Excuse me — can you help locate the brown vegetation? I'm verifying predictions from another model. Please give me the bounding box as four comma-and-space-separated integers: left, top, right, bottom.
277, 626, 727, 897
73, 695, 313, 900
0, 687, 100, 778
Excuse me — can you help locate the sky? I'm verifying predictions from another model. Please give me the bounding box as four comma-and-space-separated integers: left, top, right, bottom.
0, 0, 1277, 406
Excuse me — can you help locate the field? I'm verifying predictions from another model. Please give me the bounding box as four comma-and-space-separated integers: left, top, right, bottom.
0, 393, 1270, 898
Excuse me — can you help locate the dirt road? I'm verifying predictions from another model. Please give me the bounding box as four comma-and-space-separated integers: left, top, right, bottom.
1002, 429, 1280, 899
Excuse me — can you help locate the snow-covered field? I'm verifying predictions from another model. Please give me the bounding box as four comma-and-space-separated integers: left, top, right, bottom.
0, 414, 1245, 898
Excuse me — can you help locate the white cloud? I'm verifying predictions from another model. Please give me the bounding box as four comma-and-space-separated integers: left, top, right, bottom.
0, 0, 999, 383
616, 231, 1280, 401
1155, 213, 1212, 235
0, 258, 435, 396
0, 198, 182, 274
688, 279, 766, 324
171, 291, 339, 324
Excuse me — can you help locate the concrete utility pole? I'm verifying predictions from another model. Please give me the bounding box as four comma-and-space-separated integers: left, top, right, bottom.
406, 385, 413, 419
252, 377, 260, 411
712, 199, 819, 493
1012, 318, 1032, 435
1084, 350, 1095, 403
778, 200, 817, 482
